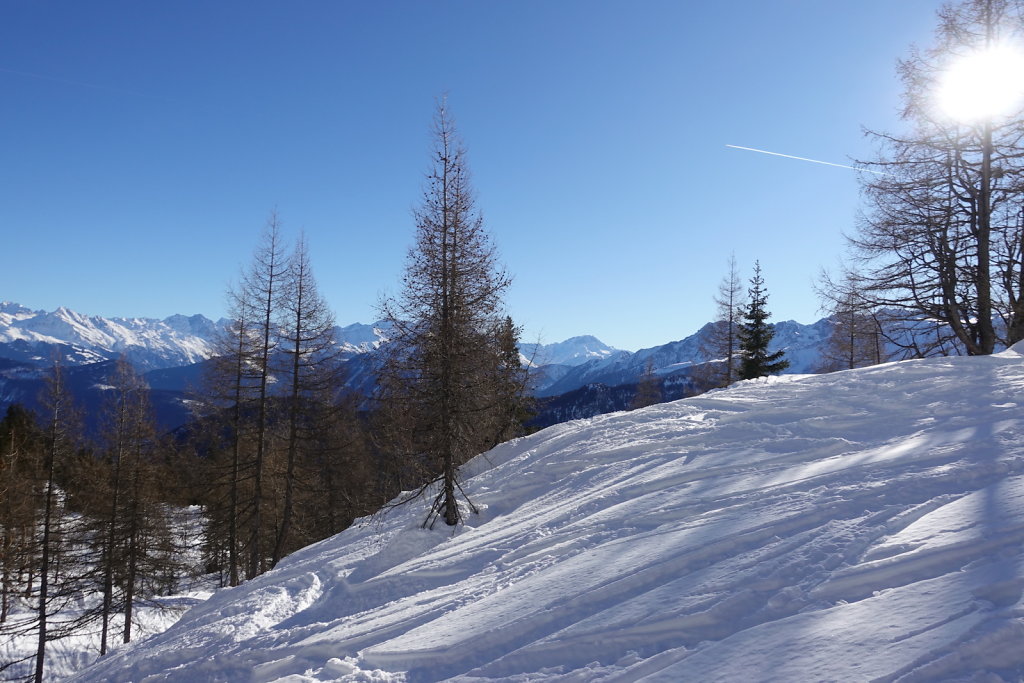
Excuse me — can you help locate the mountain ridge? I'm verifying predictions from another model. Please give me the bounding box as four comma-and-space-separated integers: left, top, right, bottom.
0, 300, 871, 430
0, 302, 629, 376
0, 301, 226, 370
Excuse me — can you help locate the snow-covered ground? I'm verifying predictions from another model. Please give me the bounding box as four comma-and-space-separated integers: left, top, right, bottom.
75, 346, 1024, 681
1, 506, 212, 681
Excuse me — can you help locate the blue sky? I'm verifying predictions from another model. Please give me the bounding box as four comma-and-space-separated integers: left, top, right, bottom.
1, 1, 944, 351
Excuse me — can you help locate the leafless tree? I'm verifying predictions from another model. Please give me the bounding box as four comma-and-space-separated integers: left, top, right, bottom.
271, 234, 342, 566
817, 283, 886, 372
841, 0, 1024, 354
697, 253, 746, 388
0, 404, 40, 628
33, 361, 81, 683
378, 101, 516, 527
238, 213, 289, 578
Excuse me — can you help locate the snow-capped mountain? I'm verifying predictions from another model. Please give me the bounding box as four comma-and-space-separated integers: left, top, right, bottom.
533, 318, 833, 397
0, 301, 945, 432
0, 302, 225, 370
335, 321, 392, 358
520, 335, 623, 367
0, 302, 831, 392
73, 343, 1024, 682
0, 303, 399, 370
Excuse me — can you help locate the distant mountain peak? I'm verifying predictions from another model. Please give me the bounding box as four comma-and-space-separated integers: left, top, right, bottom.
0, 302, 225, 372
335, 321, 392, 357
0, 301, 36, 316
520, 335, 621, 368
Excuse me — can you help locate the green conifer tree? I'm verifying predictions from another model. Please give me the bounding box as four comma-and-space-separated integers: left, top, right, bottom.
738, 261, 790, 379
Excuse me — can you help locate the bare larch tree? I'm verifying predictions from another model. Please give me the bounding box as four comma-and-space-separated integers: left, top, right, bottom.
379, 101, 516, 527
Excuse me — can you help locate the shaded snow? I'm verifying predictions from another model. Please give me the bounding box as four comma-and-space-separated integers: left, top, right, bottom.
76, 349, 1024, 682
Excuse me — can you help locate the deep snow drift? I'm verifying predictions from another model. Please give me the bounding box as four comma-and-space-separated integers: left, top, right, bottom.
76, 348, 1024, 682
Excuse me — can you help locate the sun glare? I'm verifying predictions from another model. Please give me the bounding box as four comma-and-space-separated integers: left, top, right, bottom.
936, 43, 1024, 122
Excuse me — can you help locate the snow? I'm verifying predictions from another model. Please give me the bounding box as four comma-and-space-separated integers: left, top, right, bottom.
74, 348, 1024, 681
0, 304, 223, 369
335, 322, 392, 356
520, 335, 623, 367
1, 506, 212, 681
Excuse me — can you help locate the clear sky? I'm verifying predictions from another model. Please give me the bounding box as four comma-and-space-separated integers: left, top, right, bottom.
1, 0, 945, 351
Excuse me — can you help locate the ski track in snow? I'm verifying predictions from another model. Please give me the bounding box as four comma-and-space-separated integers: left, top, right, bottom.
73, 349, 1024, 682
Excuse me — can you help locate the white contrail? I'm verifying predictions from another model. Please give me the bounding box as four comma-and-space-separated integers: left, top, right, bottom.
726, 144, 888, 175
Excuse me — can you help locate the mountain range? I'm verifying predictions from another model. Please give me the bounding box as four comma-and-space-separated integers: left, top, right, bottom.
0, 301, 856, 431
0, 302, 222, 370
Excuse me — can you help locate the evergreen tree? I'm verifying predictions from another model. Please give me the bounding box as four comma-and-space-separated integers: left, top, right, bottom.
738, 262, 789, 379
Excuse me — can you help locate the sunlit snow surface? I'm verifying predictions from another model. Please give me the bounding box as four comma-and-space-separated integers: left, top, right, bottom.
76, 348, 1024, 682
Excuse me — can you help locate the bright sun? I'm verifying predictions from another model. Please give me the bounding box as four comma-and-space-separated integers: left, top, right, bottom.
936, 43, 1024, 122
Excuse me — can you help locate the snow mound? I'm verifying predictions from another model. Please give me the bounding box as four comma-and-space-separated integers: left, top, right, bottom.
76, 352, 1024, 682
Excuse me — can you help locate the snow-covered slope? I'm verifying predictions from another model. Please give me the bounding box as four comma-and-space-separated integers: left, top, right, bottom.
76, 346, 1024, 682
0, 302, 224, 370
1, 506, 213, 681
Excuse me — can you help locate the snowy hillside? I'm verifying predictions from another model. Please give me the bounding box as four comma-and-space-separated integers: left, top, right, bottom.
75, 346, 1024, 682
1, 506, 213, 681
